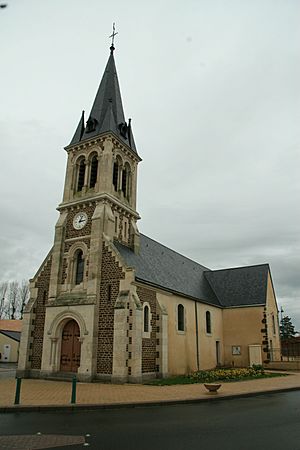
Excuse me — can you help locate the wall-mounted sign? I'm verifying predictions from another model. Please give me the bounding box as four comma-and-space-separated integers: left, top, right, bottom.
232, 346, 241, 355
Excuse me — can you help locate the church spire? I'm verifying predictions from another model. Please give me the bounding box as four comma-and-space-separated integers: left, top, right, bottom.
68, 28, 137, 154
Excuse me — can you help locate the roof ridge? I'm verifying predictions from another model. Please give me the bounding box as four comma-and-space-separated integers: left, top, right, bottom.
140, 233, 211, 270
206, 263, 270, 273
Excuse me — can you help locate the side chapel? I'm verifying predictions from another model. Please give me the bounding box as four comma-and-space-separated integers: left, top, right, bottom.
18, 41, 281, 382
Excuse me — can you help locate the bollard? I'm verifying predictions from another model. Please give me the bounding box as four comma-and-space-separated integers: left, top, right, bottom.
14, 377, 22, 405
71, 376, 77, 404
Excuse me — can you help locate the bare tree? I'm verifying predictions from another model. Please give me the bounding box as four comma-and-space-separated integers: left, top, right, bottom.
19, 280, 29, 318
0, 281, 8, 318
0, 280, 30, 319
8, 281, 19, 319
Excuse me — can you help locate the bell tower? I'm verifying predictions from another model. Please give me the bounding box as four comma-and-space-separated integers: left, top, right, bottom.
17, 28, 147, 382
19, 40, 141, 381
47, 41, 142, 302
61, 42, 141, 249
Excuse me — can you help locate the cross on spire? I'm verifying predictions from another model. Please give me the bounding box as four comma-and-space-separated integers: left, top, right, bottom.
109, 23, 118, 53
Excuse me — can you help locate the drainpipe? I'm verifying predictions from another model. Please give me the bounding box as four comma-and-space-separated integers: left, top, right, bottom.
195, 301, 200, 371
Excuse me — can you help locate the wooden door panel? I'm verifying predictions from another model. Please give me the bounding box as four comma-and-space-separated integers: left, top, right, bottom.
60, 320, 81, 373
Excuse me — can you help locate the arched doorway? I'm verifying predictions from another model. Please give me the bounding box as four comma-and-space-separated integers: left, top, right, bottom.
60, 320, 81, 372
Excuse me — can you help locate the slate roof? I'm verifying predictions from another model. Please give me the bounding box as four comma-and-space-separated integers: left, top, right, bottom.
0, 330, 21, 342
115, 234, 220, 307
204, 264, 269, 307
69, 48, 138, 154
114, 234, 270, 308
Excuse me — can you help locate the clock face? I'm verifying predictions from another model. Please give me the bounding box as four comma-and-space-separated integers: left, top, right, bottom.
73, 212, 88, 230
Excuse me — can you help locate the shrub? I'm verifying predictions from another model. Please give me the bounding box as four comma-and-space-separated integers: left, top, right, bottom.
189, 365, 265, 383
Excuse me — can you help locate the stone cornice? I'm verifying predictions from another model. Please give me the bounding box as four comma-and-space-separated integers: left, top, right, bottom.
57, 193, 140, 220
64, 132, 142, 163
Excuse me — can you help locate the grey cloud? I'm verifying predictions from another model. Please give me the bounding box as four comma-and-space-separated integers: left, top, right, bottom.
0, 0, 299, 329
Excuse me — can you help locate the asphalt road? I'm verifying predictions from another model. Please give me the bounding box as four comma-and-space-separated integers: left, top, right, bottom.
1, 391, 300, 450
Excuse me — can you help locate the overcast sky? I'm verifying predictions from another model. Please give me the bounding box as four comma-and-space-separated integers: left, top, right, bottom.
1, 0, 299, 329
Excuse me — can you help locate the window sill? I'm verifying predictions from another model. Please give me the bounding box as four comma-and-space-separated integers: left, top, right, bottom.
142, 331, 151, 339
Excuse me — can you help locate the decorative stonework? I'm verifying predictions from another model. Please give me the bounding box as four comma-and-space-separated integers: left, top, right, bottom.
66, 137, 105, 155
64, 237, 91, 253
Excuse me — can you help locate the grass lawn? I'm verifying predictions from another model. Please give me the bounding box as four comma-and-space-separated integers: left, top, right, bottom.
146, 367, 288, 386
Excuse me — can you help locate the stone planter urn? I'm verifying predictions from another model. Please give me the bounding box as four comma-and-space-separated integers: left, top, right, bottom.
204, 383, 222, 394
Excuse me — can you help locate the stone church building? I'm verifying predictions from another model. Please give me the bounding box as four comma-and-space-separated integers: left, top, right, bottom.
18, 43, 281, 382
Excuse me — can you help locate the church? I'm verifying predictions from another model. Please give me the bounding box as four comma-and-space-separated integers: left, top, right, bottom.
17, 40, 281, 383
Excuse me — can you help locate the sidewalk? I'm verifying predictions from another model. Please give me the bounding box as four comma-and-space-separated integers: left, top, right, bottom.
0, 372, 300, 412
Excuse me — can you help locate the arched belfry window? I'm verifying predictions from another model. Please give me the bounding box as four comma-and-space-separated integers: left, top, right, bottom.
77, 158, 86, 192
206, 311, 211, 334
113, 161, 119, 191
122, 163, 131, 200
178, 304, 185, 331
89, 154, 98, 188
144, 305, 149, 333
113, 156, 123, 192
75, 250, 84, 285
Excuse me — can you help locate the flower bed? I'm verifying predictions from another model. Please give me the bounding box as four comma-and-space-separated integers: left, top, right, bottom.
146, 365, 287, 385
189, 365, 265, 383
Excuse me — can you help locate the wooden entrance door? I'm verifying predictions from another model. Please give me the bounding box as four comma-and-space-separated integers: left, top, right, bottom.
60, 320, 81, 372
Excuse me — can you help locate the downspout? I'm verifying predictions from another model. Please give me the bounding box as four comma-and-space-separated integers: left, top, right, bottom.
195, 301, 200, 371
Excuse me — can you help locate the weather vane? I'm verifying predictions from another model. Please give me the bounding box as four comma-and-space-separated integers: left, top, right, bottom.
109, 23, 118, 50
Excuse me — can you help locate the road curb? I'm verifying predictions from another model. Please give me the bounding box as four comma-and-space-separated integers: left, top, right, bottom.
1, 386, 300, 413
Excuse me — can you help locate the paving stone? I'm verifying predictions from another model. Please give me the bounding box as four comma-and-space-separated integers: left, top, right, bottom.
0, 434, 85, 449
0, 372, 299, 409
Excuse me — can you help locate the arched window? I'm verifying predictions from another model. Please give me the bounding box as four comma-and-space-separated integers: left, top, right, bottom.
113, 161, 119, 191
144, 305, 149, 333
206, 311, 211, 334
122, 163, 131, 199
121, 167, 127, 195
89, 154, 98, 188
178, 304, 185, 331
77, 158, 86, 192
75, 250, 84, 285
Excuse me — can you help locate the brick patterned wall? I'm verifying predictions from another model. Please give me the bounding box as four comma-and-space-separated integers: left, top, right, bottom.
64, 204, 95, 239
64, 237, 91, 253
31, 255, 52, 370
97, 244, 125, 374
137, 286, 158, 373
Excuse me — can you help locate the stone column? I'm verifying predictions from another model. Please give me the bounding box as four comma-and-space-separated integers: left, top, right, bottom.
101, 138, 114, 195
128, 291, 143, 383
17, 283, 38, 377
112, 291, 129, 383
48, 211, 68, 301
157, 300, 169, 378
62, 152, 75, 202
84, 159, 91, 191
160, 309, 169, 377
16, 311, 33, 377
